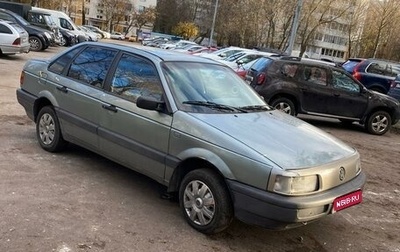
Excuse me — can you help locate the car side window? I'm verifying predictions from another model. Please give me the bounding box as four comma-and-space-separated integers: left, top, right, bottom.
48, 47, 82, 74
0, 12, 15, 22
367, 62, 393, 76
67, 47, 117, 87
281, 64, 298, 78
303, 66, 327, 86
0, 24, 12, 34
332, 70, 360, 93
110, 53, 163, 103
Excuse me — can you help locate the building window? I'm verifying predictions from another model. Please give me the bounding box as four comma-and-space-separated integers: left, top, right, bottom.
138, 6, 145, 13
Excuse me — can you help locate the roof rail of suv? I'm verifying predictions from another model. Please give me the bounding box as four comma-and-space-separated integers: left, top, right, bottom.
279, 56, 301, 61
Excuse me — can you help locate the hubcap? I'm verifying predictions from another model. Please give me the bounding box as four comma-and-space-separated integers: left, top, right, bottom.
275, 102, 291, 114
371, 115, 388, 133
183, 180, 215, 226
29, 39, 40, 50
38, 113, 55, 145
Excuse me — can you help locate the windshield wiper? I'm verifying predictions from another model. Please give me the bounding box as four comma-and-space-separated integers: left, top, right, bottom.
183, 101, 248, 113
239, 105, 271, 111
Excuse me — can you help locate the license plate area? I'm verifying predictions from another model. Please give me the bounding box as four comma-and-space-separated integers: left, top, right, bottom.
332, 190, 362, 213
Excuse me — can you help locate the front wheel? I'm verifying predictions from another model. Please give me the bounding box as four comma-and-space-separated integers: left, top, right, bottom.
36, 106, 68, 152
179, 169, 233, 234
365, 111, 391, 135
270, 97, 296, 116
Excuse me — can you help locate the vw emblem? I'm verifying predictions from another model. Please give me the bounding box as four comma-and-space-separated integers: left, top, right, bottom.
339, 167, 346, 181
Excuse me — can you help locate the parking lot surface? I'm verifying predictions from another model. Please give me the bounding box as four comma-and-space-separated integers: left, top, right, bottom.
1, 41, 399, 252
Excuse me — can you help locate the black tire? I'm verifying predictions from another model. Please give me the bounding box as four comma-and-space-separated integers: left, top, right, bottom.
36, 106, 68, 152
270, 97, 296, 116
179, 168, 233, 234
365, 111, 391, 135
29, 36, 43, 51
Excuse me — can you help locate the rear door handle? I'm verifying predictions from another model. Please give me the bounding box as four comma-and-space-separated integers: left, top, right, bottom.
56, 86, 68, 93
102, 104, 118, 113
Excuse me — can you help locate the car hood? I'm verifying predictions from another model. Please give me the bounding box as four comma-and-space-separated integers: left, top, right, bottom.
368, 89, 400, 105
189, 110, 355, 169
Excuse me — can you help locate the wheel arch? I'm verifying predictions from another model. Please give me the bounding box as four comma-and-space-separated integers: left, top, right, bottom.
268, 93, 300, 113
361, 106, 395, 125
167, 149, 234, 193
33, 91, 59, 121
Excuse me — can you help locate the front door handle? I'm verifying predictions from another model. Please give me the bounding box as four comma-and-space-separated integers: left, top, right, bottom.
102, 104, 118, 113
56, 86, 68, 93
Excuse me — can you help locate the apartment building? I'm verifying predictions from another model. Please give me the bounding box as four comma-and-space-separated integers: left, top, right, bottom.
292, 2, 357, 62
69, 0, 156, 35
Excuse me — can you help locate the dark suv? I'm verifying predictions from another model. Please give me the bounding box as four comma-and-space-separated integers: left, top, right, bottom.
245, 57, 400, 135
342, 58, 399, 94
0, 8, 51, 51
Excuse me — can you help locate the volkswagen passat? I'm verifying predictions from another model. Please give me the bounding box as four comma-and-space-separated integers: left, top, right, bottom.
17, 42, 366, 234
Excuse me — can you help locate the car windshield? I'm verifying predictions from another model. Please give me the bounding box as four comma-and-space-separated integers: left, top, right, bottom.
162, 62, 268, 113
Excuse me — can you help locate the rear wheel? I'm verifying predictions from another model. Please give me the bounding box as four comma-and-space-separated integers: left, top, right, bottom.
365, 111, 391, 135
29, 36, 43, 51
36, 106, 68, 152
270, 97, 296, 116
179, 168, 233, 234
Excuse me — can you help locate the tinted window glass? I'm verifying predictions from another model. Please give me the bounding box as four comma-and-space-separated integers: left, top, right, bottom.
0, 23, 12, 34
342, 60, 361, 72
303, 66, 327, 86
332, 70, 360, 93
110, 54, 162, 102
49, 47, 82, 74
0, 12, 15, 22
251, 57, 273, 72
67, 47, 117, 87
281, 63, 299, 78
367, 62, 394, 76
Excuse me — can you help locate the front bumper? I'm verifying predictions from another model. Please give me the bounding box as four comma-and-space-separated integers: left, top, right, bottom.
227, 171, 366, 230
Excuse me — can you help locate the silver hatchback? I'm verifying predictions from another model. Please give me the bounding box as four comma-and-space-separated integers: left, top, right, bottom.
17, 42, 366, 234
0, 20, 30, 55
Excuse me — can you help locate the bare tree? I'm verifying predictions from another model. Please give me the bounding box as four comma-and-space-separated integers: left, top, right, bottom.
98, 0, 131, 32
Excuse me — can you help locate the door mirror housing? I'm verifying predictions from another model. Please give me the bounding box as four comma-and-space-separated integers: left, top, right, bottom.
136, 96, 165, 111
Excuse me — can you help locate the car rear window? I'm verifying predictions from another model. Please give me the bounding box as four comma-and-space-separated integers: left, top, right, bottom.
342, 60, 362, 73
250, 57, 273, 72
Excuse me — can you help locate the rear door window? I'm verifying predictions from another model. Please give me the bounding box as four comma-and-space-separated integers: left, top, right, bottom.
303, 66, 328, 86
67, 46, 117, 87
0, 23, 12, 34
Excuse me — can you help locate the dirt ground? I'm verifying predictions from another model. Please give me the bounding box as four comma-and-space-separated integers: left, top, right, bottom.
0, 42, 399, 252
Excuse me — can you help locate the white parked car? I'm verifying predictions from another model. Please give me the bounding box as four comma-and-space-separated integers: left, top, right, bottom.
110, 32, 125, 40
0, 20, 30, 55
196, 46, 248, 60
218, 51, 279, 69
160, 40, 197, 50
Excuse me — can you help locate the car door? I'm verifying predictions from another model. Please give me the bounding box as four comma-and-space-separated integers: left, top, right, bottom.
298, 65, 332, 114
98, 53, 173, 182
46, 45, 118, 151
328, 70, 368, 118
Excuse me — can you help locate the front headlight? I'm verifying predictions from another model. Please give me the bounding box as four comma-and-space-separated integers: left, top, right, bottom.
273, 175, 319, 195
44, 32, 52, 39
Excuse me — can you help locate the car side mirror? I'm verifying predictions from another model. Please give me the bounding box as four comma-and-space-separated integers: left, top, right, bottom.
136, 96, 165, 111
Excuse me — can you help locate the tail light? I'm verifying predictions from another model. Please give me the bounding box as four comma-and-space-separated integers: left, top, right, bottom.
257, 73, 266, 85
390, 80, 396, 88
353, 72, 362, 81
12, 38, 21, 46
352, 62, 362, 81
20, 72, 24, 87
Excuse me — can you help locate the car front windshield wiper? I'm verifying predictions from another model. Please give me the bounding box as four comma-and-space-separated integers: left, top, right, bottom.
182, 100, 248, 113
238, 105, 271, 111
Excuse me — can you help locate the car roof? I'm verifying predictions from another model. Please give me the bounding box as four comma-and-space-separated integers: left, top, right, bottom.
75, 42, 223, 64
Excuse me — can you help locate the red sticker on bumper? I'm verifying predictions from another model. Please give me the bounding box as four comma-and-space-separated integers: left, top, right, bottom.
333, 190, 362, 213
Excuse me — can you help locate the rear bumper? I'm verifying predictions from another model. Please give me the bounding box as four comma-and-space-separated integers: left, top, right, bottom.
16, 88, 36, 121
227, 171, 366, 230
